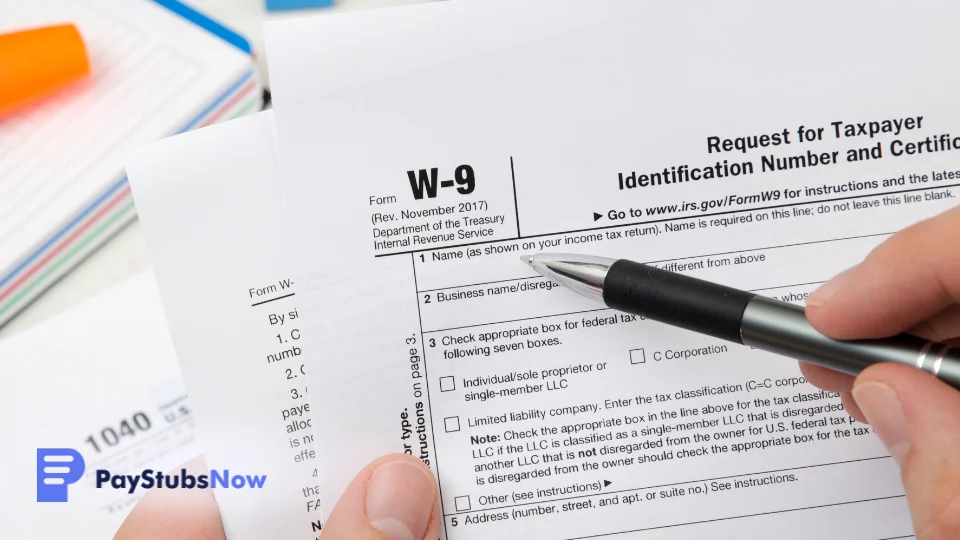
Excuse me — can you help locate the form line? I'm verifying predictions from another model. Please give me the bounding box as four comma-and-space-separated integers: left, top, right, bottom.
510, 156, 521, 237
442, 456, 893, 518
568, 495, 905, 539
374, 181, 960, 258
251, 293, 295, 307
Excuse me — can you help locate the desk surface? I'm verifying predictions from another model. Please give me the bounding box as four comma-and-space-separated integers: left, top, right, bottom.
0, 0, 434, 340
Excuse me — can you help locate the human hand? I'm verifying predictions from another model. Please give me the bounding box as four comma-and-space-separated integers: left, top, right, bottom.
114, 453, 440, 540
800, 205, 960, 539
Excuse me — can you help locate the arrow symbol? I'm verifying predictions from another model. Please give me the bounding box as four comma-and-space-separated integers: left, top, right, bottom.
603, 480, 612, 487
593, 212, 603, 222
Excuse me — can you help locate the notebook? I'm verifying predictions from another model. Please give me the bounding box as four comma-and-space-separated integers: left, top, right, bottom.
0, 0, 262, 327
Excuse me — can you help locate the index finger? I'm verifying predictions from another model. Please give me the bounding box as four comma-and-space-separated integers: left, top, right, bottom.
805, 204, 960, 340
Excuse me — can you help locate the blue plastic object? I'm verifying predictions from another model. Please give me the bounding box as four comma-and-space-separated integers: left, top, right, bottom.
152, 0, 253, 53
266, 0, 335, 12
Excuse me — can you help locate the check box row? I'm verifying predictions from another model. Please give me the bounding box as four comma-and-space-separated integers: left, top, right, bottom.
438, 353, 646, 392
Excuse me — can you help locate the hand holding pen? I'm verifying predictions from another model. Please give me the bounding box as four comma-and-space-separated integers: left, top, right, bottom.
801, 206, 960, 539
525, 205, 960, 540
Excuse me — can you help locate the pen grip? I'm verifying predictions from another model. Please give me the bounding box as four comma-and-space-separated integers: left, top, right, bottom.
741, 296, 960, 390
603, 259, 754, 343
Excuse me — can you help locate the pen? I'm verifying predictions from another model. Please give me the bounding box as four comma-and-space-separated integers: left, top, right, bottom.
522, 253, 960, 390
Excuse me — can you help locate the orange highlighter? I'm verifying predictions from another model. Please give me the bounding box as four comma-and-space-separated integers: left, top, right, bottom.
0, 23, 90, 118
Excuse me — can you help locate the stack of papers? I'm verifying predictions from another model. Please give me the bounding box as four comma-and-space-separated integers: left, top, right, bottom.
124, 1, 960, 539
2, 273, 200, 539
0, 0, 260, 327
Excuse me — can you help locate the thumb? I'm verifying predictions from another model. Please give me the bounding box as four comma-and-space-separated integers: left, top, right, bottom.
854, 363, 960, 538
321, 454, 440, 540
114, 455, 224, 540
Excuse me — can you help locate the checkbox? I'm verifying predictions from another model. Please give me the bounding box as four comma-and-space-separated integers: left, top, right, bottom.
455, 495, 471, 511
439, 376, 456, 392
444, 416, 460, 433
629, 348, 646, 364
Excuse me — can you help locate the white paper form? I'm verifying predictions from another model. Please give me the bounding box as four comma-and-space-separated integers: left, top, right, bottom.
267, 1, 959, 538
126, 111, 322, 540
2, 273, 200, 539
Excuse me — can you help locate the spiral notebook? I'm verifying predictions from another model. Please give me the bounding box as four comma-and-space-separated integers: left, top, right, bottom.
0, 0, 262, 327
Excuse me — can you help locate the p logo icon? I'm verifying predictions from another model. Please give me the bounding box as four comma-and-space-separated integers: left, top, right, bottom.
37, 448, 85, 502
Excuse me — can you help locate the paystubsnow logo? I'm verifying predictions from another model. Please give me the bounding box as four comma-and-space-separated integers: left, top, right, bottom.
37, 447, 266, 502
37, 448, 86, 502
96, 468, 267, 493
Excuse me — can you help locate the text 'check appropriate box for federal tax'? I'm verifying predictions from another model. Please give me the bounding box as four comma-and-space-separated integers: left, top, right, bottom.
630, 348, 646, 364
439, 376, 456, 391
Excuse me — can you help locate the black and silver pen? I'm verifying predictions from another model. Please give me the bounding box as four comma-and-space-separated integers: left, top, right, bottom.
522, 253, 960, 390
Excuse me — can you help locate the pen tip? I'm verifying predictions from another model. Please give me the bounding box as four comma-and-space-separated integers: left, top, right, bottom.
520, 255, 534, 266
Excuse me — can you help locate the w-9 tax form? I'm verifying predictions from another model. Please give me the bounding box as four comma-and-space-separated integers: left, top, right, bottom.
266, 0, 958, 537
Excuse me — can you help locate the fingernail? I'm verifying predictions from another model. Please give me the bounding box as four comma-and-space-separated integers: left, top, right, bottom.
807, 265, 858, 307
853, 382, 909, 464
366, 461, 436, 540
